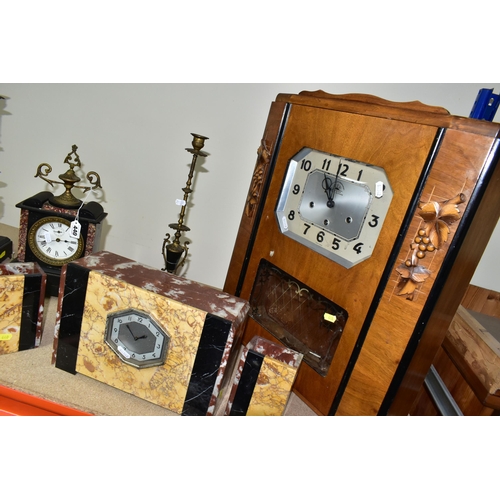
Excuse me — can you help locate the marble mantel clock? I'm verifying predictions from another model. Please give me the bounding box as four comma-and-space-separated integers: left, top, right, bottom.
16, 145, 107, 296
52, 251, 250, 416
223, 90, 500, 416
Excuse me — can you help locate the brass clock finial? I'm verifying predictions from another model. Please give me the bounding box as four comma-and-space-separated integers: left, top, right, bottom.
162, 133, 209, 274
35, 144, 102, 208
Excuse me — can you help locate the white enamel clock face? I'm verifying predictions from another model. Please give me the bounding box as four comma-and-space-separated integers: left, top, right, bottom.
276, 147, 393, 268
105, 308, 169, 369
28, 216, 84, 266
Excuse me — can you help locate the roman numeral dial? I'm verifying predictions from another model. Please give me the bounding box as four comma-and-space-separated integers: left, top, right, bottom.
27, 216, 84, 266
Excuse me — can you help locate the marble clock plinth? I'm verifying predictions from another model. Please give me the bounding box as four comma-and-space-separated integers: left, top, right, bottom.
224, 336, 303, 416
53, 251, 250, 416
0, 262, 47, 355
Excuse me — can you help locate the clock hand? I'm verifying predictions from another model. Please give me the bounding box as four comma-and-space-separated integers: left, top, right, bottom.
126, 324, 147, 341
322, 174, 336, 209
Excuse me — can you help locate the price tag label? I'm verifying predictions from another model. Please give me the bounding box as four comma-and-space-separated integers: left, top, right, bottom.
175, 199, 186, 206
70, 220, 81, 239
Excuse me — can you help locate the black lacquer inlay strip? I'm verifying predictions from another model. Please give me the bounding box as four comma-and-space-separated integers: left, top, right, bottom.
229, 350, 264, 416
55, 263, 90, 374
181, 314, 232, 416
18, 274, 42, 351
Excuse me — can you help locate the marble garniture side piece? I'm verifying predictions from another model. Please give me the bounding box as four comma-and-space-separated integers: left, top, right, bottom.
53, 251, 250, 416
224, 336, 303, 416
0, 262, 47, 355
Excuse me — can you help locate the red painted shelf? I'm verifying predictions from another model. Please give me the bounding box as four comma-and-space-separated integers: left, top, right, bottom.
0, 385, 92, 416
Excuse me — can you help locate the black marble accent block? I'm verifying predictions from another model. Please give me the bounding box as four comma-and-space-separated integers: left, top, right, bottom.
229, 350, 264, 416
54, 263, 90, 373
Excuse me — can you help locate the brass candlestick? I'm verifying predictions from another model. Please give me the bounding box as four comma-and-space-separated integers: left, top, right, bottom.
34, 144, 102, 208
162, 133, 209, 274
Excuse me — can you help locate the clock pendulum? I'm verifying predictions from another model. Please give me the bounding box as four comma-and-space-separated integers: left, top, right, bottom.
162, 133, 209, 274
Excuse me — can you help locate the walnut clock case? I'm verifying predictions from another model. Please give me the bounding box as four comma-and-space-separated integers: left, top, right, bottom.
16, 191, 107, 296
223, 91, 500, 416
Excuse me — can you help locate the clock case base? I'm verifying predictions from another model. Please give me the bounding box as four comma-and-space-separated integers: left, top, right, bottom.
16, 191, 107, 296
223, 91, 500, 416
0, 262, 46, 354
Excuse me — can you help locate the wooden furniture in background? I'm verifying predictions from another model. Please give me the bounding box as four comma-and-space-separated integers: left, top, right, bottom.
411, 284, 500, 416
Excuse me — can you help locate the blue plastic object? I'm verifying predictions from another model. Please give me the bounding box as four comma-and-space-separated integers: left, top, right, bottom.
469, 88, 500, 122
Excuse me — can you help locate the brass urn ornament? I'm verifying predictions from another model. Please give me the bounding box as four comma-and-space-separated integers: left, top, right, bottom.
162, 133, 209, 274
35, 144, 102, 208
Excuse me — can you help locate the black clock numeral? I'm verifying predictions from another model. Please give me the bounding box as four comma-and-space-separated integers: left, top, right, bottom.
321, 159, 331, 171
332, 238, 341, 251
303, 223, 311, 235
368, 215, 379, 227
353, 243, 364, 254
292, 184, 301, 195
337, 162, 349, 177
288, 210, 295, 221
300, 159, 312, 171
316, 231, 325, 243
357, 170, 363, 181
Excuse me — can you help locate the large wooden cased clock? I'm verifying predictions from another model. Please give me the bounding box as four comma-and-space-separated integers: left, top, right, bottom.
223, 90, 500, 416
16, 191, 107, 296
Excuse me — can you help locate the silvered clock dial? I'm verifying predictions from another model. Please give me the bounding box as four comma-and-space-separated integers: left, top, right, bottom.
276, 147, 393, 268
105, 308, 169, 369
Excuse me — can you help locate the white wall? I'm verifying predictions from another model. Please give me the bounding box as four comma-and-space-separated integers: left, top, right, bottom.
0, 83, 499, 290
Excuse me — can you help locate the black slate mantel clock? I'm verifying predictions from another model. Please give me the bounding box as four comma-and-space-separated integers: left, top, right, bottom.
16, 145, 107, 296
223, 90, 500, 416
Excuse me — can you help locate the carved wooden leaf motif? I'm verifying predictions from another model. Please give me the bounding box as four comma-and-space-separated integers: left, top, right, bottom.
245, 140, 271, 218
396, 264, 432, 299
417, 194, 465, 249
396, 193, 466, 300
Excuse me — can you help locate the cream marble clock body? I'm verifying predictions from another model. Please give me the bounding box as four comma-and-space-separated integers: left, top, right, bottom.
54, 251, 250, 416
224, 91, 500, 416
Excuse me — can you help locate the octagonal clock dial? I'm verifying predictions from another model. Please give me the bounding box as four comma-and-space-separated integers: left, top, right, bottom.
105, 308, 169, 369
276, 147, 393, 268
